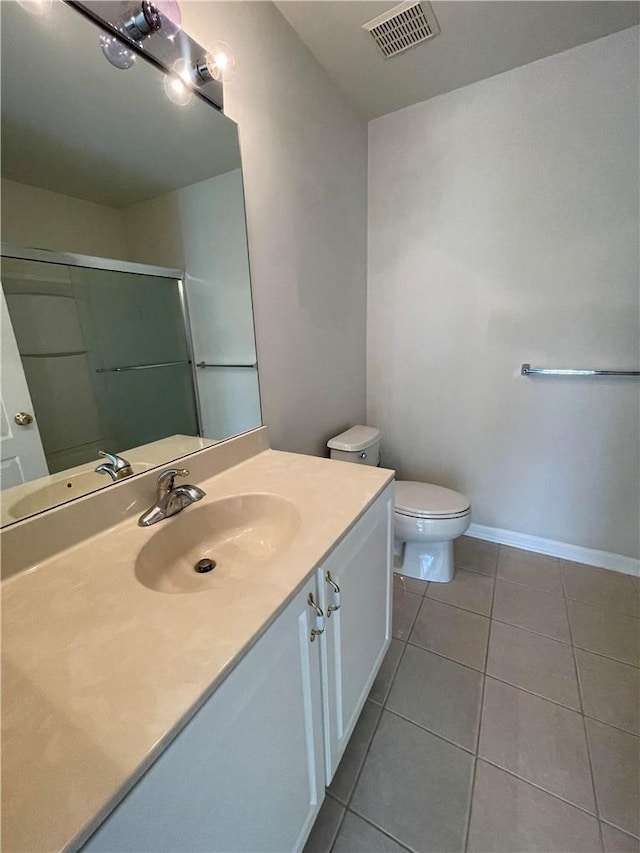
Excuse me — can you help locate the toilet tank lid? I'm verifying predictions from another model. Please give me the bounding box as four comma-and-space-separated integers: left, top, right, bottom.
327, 425, 381, 452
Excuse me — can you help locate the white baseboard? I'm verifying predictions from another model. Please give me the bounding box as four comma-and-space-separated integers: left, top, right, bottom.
466, 523, 640, 578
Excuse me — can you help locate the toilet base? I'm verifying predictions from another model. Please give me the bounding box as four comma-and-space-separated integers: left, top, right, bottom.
395, 538, 455, 583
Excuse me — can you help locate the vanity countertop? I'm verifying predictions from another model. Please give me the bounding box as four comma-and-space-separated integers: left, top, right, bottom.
1, 448, 394, 853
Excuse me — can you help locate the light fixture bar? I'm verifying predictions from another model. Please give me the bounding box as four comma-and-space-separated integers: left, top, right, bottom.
65, 0, 224, 111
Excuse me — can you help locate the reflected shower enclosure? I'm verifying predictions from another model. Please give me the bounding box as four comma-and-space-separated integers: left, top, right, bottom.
1, 256, 198, 474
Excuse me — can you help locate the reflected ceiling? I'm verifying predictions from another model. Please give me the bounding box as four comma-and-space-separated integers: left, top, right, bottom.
1, 1, 241, 207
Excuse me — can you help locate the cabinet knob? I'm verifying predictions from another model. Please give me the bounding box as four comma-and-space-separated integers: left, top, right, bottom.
325, 571, 341, 617
307, 592, 325, 642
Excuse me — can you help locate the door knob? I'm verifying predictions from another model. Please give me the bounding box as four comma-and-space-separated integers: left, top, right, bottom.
14, 412, 34, 426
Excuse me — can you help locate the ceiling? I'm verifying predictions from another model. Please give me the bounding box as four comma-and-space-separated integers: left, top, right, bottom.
1, 1, 240, 208
275, 1, 640, 120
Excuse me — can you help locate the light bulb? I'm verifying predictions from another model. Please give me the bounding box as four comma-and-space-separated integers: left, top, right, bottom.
154, 1, 182, 40
164, 58, 193, 105
100, 33, 136, 70
209, 41, 235, 81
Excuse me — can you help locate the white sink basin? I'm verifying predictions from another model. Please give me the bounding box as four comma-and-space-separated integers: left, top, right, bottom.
135, 493, 301, 594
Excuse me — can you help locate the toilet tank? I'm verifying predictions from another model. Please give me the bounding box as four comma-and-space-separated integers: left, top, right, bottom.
327, 425, 381, 467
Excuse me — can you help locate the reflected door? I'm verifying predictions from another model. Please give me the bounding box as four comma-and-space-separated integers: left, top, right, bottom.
0, 289, 47, 489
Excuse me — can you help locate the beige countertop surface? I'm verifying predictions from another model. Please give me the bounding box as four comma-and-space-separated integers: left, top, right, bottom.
1, 448, 393, 853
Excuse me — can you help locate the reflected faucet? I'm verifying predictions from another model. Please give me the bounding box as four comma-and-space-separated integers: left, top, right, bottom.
95, 450, 134, 481
138, 468, 206, 527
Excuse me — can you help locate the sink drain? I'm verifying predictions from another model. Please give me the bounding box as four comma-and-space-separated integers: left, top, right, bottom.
195, 558, 216, 574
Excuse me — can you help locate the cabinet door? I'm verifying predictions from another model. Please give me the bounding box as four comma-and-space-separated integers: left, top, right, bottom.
83, 584, 325, 853
318, 484, 394, 782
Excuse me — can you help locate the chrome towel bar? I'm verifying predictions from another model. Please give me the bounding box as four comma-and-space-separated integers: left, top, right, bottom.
96, 360, 189, 373
521, 363, 640, 377
196, 361, 257, 369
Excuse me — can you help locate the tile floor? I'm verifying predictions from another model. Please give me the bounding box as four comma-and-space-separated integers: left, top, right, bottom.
304, 537, 640, 853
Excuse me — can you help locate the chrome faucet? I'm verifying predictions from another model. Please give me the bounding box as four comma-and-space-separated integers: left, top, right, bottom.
138, 468, 205, 527
95, 450, 134, 481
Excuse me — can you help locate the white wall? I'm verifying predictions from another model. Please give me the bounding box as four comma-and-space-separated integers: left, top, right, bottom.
181, 2, 368, 456
368, 28, 640, 558
0, 178, 128, 259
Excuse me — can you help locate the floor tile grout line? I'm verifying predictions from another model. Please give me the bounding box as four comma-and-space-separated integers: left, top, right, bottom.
341, 706, 383, 810
424, 589, 493, 619
397, 584, 428, 645
599, 819, 640, 843
392, 574, 429, 599
562, 566, 606, 847
454, 563, 496, 579
382, 705, 478, 756
477, 756, 602, 821
490, 613, 571, 647
561, 568, 585, 717
326, 798, 348, 853
569, 644, 640, 672
422, 599, 493, 617
342, 638, 411, 812
482, 673, 583, 716
409, 592, 492, 621
404, 638, 488, 675
490, 612, 640, 669
480, 673, 640, 738
564, 594, 640, 622
494, 557, 640, 619
570, 644, 640, 670
394, 569, 489, 852
561, 558, 640, 587
494, 573, 567, 600
581, 715, 640, 740
463, 756, 478, 853
341, 808, 414, 853
463, 565, 497, 852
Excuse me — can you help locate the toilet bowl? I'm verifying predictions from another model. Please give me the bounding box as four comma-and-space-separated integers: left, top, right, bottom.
327, 426, 471, 583
394, 481, 471, 583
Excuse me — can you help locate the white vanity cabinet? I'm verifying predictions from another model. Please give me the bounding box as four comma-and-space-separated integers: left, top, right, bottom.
317, 483, 393, 781
83, 580, 325, 853
81, 484, 393, 853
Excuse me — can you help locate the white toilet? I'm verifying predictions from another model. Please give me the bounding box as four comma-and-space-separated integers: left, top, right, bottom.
327, 425, 471, 583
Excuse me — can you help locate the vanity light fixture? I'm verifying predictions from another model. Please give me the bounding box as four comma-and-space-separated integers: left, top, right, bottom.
71, 0, 225, 110
100, 0, 182, 70
192, 42, 236, 84
100, 34, 137, 70
163, 58, 194, 105
163, 43, 235, 105
122, 0, 161, 41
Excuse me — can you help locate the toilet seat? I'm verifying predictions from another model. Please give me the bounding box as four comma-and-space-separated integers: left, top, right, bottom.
395, 481, 471, 520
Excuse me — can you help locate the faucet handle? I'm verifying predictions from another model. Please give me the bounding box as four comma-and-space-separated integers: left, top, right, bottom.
98, 450, 118, 467
98, 450, 132, 471
156, 468, 189, 495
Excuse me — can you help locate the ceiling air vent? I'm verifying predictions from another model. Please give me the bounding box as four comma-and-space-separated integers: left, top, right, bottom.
362, 0, 440, 59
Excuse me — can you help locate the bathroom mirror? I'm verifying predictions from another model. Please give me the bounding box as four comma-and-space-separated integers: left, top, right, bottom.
0, 0, 261, 526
